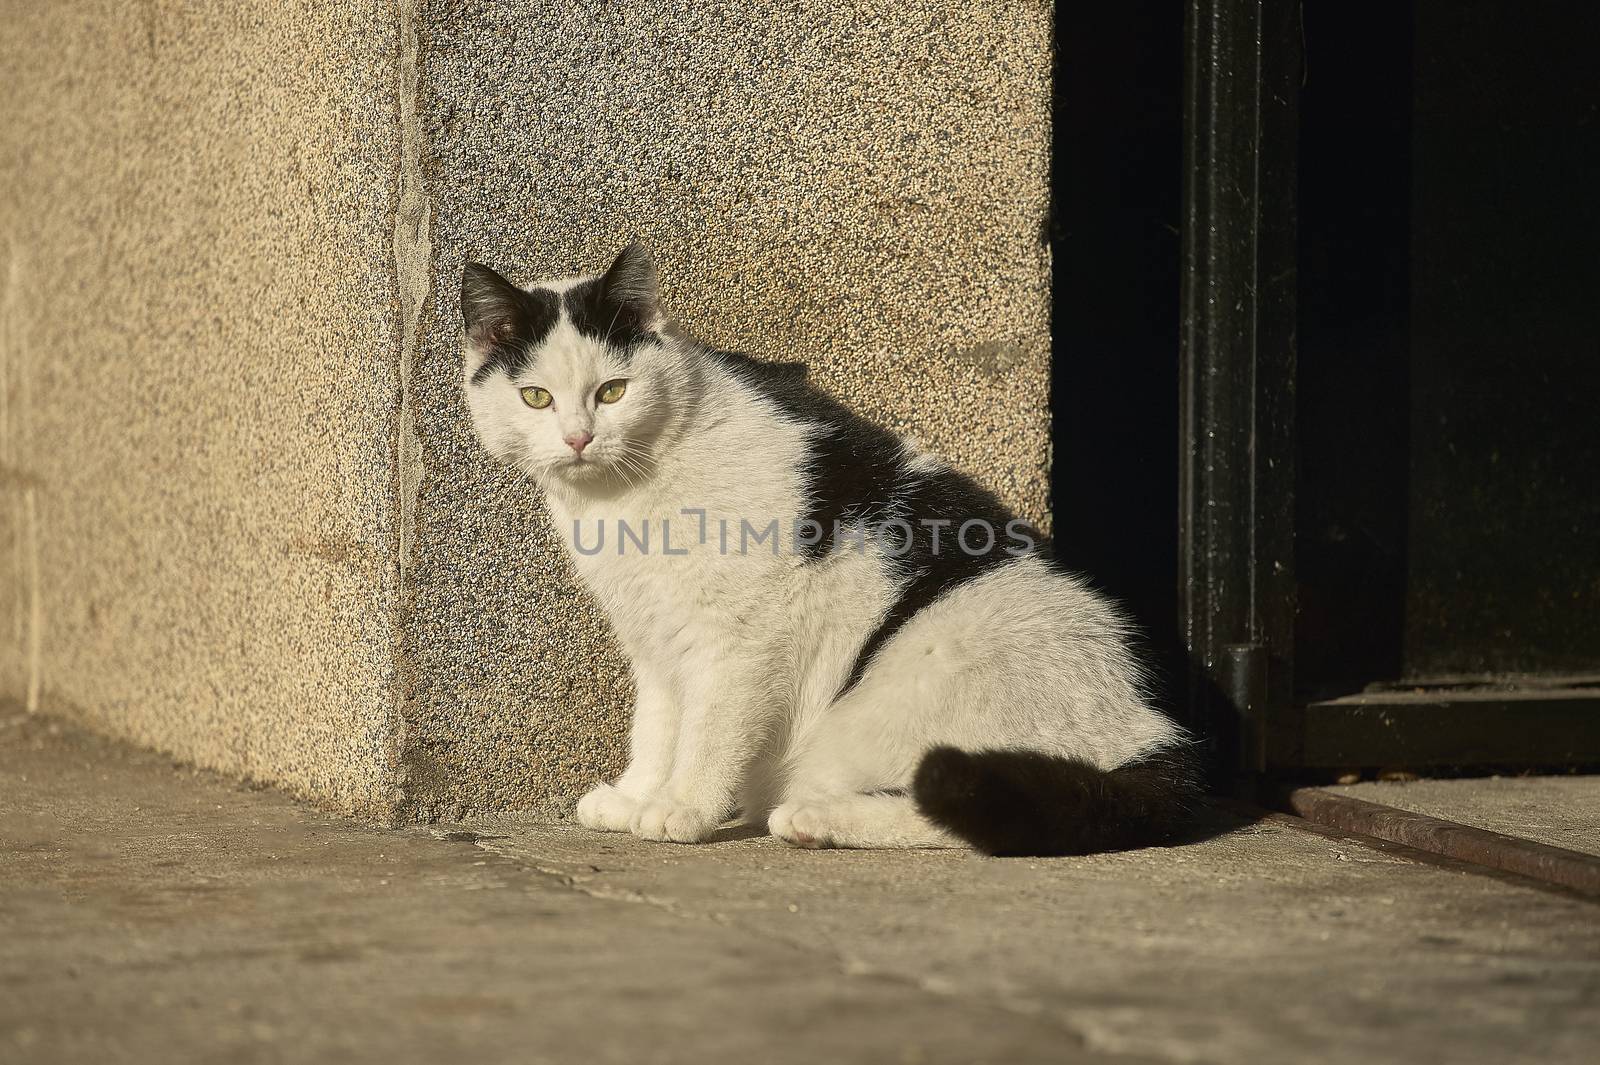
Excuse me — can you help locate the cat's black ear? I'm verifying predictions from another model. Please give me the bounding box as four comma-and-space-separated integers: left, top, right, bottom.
599, 243, 661, 322
461, 262, 528, 353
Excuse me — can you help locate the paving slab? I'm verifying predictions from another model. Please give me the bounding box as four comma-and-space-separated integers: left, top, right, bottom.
0, 713, 1095, 1065
476, 817, 1600, 1064
4, 713, 1599, 1065
1331, 776, 1600, 859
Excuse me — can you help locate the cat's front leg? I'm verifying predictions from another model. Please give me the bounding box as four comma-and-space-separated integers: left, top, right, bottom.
629, 647, 777, 844
576, 662, 680, 833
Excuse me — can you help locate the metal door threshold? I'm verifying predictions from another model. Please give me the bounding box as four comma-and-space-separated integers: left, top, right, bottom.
1269, 787, 1600, 899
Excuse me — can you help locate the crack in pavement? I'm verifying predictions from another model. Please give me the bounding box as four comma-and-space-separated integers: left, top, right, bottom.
463, 831, 1155, 1065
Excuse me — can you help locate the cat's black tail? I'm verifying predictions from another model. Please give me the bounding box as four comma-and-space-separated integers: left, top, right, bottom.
911, 745, 1204, 856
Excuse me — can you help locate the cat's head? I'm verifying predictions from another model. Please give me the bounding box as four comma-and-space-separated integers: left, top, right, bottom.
460, 244, 691, 489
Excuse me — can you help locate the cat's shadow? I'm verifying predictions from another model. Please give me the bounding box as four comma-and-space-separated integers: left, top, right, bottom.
706, 823, 769, 844
701, 799, 1252, 852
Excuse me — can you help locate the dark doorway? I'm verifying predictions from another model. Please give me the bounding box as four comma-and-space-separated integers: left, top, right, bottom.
1051, 4, 1184, 701
1297, 1, 1600, 701
1057, 1, 1600, 782
1286, 0, 1600, 769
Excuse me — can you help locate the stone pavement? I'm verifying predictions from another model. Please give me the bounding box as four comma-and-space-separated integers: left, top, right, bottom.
3, 712, 1598, 1065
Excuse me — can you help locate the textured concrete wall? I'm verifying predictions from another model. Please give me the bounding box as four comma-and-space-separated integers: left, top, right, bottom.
2, 0, 1051, 820
0, 2, 404, 816
399, 1, 1053, 819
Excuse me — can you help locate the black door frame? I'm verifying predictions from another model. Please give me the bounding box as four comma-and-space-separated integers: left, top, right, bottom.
1179, 0, 1301, 789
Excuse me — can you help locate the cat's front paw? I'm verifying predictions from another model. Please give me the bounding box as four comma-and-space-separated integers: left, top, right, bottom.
575, 783, 640, 833
630, 798, 723, 844
769, 801, 832, 848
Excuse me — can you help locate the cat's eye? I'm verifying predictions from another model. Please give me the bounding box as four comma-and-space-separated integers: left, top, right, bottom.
520, 386, 553, 409
596, 379, 628, 404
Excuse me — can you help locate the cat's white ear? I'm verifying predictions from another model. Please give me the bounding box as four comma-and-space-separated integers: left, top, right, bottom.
461, 262, 529, 354
600, 243, 661, 322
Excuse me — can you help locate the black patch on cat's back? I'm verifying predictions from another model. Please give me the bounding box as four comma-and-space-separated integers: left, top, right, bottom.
847, 470, 1041, 693
468, 285, 559, 385
563, 278, 655, 356
711, 350, 1045, 695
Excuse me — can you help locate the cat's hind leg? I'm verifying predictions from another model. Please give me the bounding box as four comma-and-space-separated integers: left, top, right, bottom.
769, 793, 963, 850
767, 679, 962, 849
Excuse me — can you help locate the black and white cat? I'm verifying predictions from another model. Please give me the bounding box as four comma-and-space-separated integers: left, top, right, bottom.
460, 244, 1199, 855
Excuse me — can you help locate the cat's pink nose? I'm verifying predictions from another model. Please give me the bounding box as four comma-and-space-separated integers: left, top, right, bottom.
564, 431, 593, 454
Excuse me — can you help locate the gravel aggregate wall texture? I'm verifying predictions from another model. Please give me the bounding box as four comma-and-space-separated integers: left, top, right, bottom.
1, 0, 1051, 819
401, 0, 1053, 818
0, 1, 405, 816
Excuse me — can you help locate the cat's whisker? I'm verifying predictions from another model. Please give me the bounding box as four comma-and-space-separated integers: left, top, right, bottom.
606, 443, 653, 488
608, 453, 644, 493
